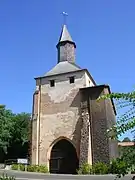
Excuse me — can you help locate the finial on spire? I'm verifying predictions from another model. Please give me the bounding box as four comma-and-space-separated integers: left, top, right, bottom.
62, 12, 68, 25
57, 15, 76, 63
57, 13, 76, 46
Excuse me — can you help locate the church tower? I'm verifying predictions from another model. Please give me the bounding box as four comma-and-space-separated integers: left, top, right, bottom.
57, 24, 76, 64
30, 23, 118, 174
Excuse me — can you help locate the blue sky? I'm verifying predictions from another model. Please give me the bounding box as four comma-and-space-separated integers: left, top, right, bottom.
0, 1, 135, 139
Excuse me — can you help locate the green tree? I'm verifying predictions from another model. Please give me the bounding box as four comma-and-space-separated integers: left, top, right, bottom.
119, 145, 135, 168
0, 105, 15, 154
99, 90, 135, 139
99, 90, 135, 177
11, 112, 31, 145
0, 105, 31, 161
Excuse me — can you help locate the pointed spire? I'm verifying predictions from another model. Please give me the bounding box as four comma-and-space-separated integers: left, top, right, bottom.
59, 25, 73, 43
57, 24, 76, 64
57, 24, 76, 48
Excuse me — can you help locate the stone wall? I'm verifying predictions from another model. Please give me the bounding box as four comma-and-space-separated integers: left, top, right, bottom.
79, 90, 92, 166
90, 85, 117, 163
31, 91, 38, 164
31, 68, 96, 167
57, 42, 75, 63
35, 71, 92, 167
80, 85, 117, 165
104, 88, 118, 159
85, 72, 95, 87
89, 87, 110, 164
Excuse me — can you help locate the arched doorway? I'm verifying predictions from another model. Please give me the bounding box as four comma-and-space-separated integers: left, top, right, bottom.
49, 139, 79, 174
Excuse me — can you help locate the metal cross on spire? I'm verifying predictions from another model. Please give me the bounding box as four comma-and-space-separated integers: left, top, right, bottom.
62, 12, 68, 25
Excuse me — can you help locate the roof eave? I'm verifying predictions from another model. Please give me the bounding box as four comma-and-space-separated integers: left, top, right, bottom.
56, 40, 76, 49
34, 69, 96, 82
34, 69, 83, 80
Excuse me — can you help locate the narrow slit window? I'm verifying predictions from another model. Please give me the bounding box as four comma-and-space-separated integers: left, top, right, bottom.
69, 76, 75, 84
50, 80, 55, 87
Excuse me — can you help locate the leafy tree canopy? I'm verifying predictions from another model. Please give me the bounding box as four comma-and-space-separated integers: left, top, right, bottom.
99, 91, 135, 178
99, 90, 135, 139
0, 105, 31, 154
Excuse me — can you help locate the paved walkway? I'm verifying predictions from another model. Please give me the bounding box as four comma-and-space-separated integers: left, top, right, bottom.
0, 169, 134, 180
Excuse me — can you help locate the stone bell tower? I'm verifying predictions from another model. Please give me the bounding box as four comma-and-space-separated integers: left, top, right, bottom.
30, 23, 118, 174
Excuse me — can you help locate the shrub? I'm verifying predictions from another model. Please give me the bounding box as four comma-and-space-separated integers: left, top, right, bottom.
77, 159, 130, 176
109, 159, 128, 177
36, 165, 49, 173
0, 173, 16, 180
27, 165, 48, 173
18, 164, 25, 171
27, 165, 38, 172
11, 164, 25, 171
11, 164, 18, 170
11, 164, 49, 173
92, 162, 109, 174
77, 163, 92, 174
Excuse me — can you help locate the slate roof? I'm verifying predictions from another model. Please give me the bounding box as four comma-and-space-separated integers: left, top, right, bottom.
44, 61, 81, 77
58, 25, 74, 43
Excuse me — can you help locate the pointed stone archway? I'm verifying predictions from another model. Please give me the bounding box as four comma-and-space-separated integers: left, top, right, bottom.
49, 138, 79, 174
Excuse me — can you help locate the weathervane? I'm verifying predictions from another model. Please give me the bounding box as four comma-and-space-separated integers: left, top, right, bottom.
62, 12, 68, 25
